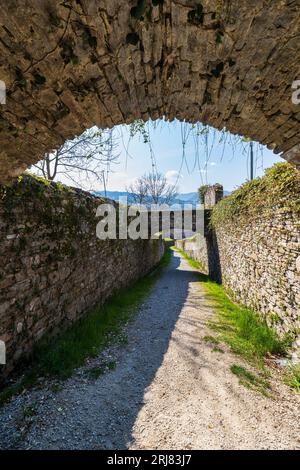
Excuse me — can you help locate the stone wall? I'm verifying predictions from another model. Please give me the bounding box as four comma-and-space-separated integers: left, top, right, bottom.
176, 163, 300, 338
1, 0, 300, 184
176, 231, 222, 283
0, 176, 164, 380
204, 184, 224, 208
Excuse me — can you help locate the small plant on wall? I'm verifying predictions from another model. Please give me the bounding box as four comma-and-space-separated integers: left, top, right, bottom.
198, 184, 209, 205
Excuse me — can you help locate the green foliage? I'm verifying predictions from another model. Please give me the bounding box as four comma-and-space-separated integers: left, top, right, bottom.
33, 250, 170, 379
211, 163, 300, 227
172, 246, 206, 274
198, 184, 209, 204
87, 361, 117, 380
22, 403, 38, 418
0, 175, 97, 250
284, 364, 300, 393
129, 119, 149, 143
206, 284, 289, 368
87, 365, 104, 380
230, 364, 271, 396
203, 335, 219, 345
212, 346, 224, 353
215, 30, 224, 44
174, 247, 290, 368
0, 249, 171, 405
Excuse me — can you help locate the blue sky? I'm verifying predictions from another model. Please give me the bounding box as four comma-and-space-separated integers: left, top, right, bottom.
105, 119, 283, 194
47, 119, 284, 194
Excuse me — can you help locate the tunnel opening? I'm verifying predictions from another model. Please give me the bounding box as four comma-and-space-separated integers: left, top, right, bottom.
1, 0, 300, 185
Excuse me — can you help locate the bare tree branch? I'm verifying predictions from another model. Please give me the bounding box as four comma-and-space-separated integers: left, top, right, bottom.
31, 127, 119, 189
127, 172, 177, 206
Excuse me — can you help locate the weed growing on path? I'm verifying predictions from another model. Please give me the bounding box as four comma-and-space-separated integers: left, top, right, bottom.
174, 247, 289, 368
230, 364, 271, 397
284, 364, 300, 393
0, 249, 172, 405
86, 361, 117, 380
21, 403, 38, 419
212, 346, 224, 354
203, 335, 219, 345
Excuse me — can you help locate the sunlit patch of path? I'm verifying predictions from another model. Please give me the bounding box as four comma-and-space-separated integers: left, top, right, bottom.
0, 251, 299, 450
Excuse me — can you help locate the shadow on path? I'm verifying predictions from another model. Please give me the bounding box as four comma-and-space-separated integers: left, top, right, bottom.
7, 250, 200, 449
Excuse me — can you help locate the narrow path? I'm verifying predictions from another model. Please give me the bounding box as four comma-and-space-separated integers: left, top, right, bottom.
0, 251, 299, 449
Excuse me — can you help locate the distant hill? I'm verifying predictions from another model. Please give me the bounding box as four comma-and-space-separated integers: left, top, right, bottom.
94, 190, 230, 206
94, 190, 201, 206
95, 191, 132, 201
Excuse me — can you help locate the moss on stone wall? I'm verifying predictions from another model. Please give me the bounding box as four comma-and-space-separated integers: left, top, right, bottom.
211, 163, 300, 228
176, 163, 300, 339
0, 176, 165, 380
2, 1, 300, 185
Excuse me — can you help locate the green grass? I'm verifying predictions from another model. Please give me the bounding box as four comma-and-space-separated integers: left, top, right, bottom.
50, 383, 63, 393
284, 364, 300, 393
86, 361, 117, 380
210, 163, 300, 228
174, 247, 289, 368
212, 346, 224, 354
0, 249, 171, 406
175, 249, 206, 272
86, 366, 105, 380
230, 364, 271, 397
203, 335, 219, 345
22, 403, 38, 418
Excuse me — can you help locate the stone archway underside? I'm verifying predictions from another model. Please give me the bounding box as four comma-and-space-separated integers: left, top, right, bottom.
1, 0, 300, 184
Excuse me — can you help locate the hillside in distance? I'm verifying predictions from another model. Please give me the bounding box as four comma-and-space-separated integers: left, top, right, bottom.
94, 190, 230, 206
94, 191, 200, 206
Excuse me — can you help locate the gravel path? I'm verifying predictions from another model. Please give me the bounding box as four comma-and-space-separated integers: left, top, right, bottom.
0, 250, 299, 450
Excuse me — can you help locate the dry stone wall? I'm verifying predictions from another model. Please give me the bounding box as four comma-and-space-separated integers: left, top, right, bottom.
177, 214, 300, 337
1, 0, 300, 183
176, 164, 300, 338
0, 176, 164, 380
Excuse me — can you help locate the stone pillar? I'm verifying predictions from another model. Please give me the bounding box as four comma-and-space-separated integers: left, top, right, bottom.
204, 184, 224, 208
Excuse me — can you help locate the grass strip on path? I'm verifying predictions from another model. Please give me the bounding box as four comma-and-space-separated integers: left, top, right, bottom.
284, 364, 300, 393
0, 249, 172, 406
230, 364, 272, 397
174, 247, 290, 369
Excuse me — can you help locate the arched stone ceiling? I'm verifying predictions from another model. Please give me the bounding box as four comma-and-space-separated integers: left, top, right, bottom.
1, 0, 300, 184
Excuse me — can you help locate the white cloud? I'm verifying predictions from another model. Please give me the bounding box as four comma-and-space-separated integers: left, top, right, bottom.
165, 170, 182, 185
106, 171, 135, 191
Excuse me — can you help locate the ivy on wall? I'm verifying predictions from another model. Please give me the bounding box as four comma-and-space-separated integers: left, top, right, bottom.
211, 163, 300, 228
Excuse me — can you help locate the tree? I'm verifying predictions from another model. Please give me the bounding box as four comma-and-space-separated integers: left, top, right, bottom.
128, 172, 177, 205
143, 172, 177, 205
32, 127, 119, 189
126, 177, 148, 205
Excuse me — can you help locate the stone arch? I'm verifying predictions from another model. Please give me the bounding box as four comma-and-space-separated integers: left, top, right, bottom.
1, 0, 300, 184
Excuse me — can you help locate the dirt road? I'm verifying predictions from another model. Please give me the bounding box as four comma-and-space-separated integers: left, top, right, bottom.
0, 250, 299, 449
